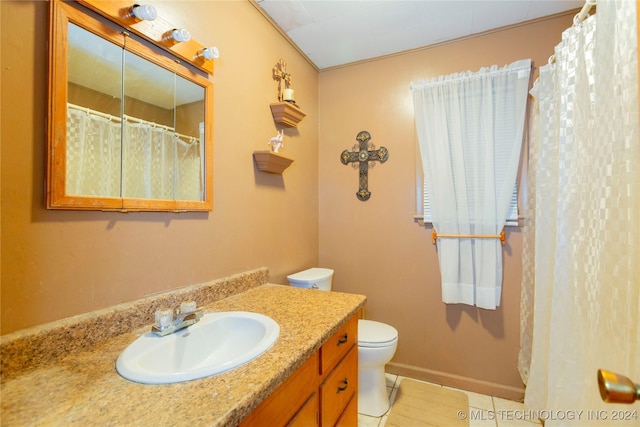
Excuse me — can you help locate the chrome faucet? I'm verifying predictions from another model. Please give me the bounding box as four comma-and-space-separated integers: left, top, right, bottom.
152, 301, 203, 336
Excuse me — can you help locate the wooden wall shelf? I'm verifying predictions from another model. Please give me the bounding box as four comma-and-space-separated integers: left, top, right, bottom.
270, 102, 306, 127
253, 151, 294, 174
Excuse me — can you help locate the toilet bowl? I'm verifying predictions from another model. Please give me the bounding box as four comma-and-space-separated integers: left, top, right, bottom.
287, 268, 399, 417
358, 319, 398, 416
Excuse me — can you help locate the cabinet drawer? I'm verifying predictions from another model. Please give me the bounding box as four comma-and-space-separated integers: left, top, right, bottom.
240, 352, 319, 427
320, 315, 357, 374
320, 347, 358, 427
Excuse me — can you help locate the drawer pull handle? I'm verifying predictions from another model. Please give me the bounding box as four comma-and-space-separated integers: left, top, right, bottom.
337, 333, 349, 345
337, 378, 349, 393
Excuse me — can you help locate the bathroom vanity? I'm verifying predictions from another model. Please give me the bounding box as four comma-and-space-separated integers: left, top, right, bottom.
0, 268, 366, 426
240, 315, 358, 426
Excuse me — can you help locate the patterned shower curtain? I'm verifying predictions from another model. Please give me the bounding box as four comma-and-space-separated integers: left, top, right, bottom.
67, 105, 202, 201
66, 107, 121, 197
122, 121, 176, 200
519, 1, 639, 424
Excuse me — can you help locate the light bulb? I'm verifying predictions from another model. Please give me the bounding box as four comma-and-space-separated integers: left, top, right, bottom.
170, 28, 191, 43
198, 47, 220, 61
131, 4, 157, 21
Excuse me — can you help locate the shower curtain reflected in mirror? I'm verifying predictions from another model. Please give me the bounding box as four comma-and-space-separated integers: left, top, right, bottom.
66, 105, 121, 197
520, 1, 639, 424
66, 104, 203, 201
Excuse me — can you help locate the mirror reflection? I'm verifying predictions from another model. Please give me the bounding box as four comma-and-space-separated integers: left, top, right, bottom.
67, 23, 123, 197
54, 11, 210, 211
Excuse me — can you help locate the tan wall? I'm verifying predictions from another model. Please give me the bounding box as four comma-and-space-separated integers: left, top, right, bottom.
1, 0, 319, 334
318, 14, 574, 396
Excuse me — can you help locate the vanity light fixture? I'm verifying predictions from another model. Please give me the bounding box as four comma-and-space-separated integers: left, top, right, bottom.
196, 47, 220, 61
130, 4, 157, 21
165, 28, 192, 43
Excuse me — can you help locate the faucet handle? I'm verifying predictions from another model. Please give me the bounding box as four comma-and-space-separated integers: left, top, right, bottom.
180, 301, 198, 314
155, 309, 174, 330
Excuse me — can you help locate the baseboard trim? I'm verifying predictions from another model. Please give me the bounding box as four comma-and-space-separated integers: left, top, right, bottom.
386, 362, 525, 402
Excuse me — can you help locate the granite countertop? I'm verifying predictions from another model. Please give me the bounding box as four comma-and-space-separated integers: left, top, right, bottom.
1, 284, 366, 426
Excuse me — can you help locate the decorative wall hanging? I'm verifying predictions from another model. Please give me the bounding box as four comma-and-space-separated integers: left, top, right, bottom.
272, 59, 292, 102
270, 59, 306, 127
340, 131, 389, 201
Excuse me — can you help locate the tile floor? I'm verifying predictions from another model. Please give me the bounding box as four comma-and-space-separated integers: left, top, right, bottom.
358, 373, 543, 427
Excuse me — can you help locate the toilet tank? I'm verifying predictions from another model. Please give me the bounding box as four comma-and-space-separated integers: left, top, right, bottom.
287, 268, 334, 291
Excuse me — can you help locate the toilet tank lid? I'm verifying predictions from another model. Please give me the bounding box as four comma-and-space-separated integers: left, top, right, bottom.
358, 319, 398, 344
287, 268, 334, 283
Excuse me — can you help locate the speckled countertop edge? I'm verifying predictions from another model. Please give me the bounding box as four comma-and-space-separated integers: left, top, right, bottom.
0, 270, 367, 427
1, 267, 269, 379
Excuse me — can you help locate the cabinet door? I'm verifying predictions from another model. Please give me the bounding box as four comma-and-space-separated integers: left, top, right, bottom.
320, 347, 358, 426
240, 352, 319, 427
334, 394, 358, 427
288, 392, 319, 427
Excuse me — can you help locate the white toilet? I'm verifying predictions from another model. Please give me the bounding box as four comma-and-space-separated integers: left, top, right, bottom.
287, 268, 399, 417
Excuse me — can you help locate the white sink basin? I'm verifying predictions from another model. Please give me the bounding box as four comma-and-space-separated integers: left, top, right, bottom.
116, 311, 279, 384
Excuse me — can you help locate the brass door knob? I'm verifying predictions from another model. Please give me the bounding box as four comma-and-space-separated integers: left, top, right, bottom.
598, 369, 640, 404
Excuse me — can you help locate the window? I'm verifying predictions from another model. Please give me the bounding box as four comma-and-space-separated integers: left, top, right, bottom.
412, 61, 530, 228
418, 171, 521, 226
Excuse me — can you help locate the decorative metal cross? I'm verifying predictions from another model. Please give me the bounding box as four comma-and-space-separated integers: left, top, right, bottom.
340, 131, 389, 201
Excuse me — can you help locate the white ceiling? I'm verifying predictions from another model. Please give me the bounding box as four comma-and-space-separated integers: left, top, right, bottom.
256, 0, 584, 69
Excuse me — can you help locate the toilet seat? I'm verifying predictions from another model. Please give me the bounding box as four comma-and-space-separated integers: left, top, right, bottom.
358, 319, 398, 348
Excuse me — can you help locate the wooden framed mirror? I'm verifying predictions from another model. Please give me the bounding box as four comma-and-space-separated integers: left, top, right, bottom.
47, 0, 213, 211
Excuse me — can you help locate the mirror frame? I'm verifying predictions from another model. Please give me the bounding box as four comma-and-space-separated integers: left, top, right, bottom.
47, 0, 213, 212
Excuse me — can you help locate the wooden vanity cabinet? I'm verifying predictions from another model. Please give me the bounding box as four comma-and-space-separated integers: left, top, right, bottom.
240, 315, 358, 427
240, 352, 320, 426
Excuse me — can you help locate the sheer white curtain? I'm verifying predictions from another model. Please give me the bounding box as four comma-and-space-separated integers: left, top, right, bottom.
520, 1, 639, 424
412, 60, 530, 309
